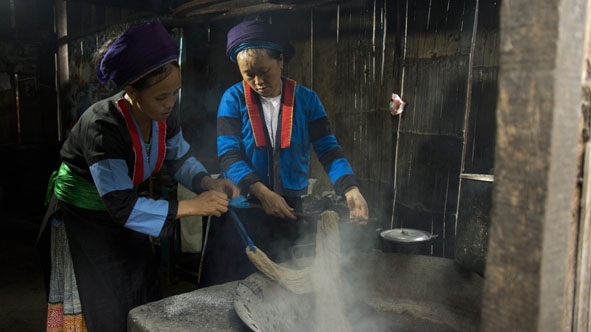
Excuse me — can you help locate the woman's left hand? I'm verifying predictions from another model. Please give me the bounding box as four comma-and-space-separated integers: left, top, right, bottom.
344, 186, 369, 224
202, 176, 240, 199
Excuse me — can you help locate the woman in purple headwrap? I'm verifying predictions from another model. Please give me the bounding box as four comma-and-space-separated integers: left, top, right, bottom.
199, 20, 369, 287
39, 19, 239, 332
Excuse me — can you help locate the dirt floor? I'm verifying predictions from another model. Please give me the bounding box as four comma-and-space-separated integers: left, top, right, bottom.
1, 211, 200, 332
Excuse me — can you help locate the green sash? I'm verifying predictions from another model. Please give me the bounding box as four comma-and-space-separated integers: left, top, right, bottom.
45, 162, 107, 211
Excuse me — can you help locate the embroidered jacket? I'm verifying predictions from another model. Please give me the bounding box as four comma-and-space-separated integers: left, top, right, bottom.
217, 77, 357, 197
60, 91, 209, 237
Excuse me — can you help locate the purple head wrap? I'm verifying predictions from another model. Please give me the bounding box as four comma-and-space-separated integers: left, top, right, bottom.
226, 20, 294, 63
96, 19, 179, 88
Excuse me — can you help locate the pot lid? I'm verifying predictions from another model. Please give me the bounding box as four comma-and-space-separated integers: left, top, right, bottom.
380, 228, 432, 243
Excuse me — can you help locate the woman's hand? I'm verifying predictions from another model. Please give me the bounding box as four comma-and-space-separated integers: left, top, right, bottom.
250, 182, 297, 220
177, 190, 229, 218
201, 176, 240, 199
344, 186, 369, 224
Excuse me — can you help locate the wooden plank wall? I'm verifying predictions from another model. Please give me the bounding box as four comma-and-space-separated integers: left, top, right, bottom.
57, 0, 499, 261
184, 1, 399, 233
323, 0, 497, 260
182, 0, 500, 259
454, 0, 499, 274
391, 0, 476, 257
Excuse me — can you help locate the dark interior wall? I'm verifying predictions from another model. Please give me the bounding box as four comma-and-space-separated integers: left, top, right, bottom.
0, 0, 162, 214
454, 0, 499, 273
392, 0, 476, 258
178, 0, 500, 260
178, 20, 244, 173
61, 2, 163, 133
0, 0, 166, 214
0, 0, 499, 262
465, 0, 499, 175
387, 0, 498, 259
0, 0, 56, 144
0, 0, 56, 145
0, 0, 59, 214
179, 2, 399, 216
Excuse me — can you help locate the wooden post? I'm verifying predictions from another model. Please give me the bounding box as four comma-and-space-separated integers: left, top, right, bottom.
574, 143, 591, 331
481, 0, 586, 331
572, 2, 591, 330
55, 0, 68, 141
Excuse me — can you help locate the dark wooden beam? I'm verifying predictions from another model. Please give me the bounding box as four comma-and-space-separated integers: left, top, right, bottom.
171, 0, 345, 22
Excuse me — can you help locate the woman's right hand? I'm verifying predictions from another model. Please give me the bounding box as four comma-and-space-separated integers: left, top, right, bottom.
250, 182, 297, 220
177, 190, 229, 218
201, 176, 240, 199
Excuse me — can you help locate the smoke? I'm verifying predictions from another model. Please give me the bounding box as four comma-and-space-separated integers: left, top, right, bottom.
236, 190, 481, 331
288, 195, 397, 331
281, 192, 468, 331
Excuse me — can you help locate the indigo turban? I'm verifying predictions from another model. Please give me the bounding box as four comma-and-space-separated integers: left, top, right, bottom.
96, 19, 179, 88
226, 20, 294, 63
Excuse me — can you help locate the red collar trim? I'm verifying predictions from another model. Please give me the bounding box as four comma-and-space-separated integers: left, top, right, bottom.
280, 78, 295, 148
244, 78, 296, 148
115, 98, 166, 185
154, 121, 166, 173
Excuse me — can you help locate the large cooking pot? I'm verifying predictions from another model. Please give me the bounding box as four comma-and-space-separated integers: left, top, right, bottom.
379, 228, 439, 255
234, 251, 483, 332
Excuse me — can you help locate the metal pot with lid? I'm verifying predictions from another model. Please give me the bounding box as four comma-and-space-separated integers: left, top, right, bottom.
379, 228, 439, 255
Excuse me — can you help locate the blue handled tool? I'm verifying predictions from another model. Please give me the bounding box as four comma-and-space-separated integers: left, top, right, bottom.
229, 196, 256, 252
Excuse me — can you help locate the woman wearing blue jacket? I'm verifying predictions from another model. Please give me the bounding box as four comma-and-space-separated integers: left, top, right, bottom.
199, 20, 368, 287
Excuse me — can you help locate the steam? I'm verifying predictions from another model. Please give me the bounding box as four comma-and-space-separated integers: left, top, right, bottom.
239, 191, 478, 331
288, 192, 394, 331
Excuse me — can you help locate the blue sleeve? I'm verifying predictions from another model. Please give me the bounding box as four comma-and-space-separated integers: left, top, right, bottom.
89, 159, 172, 237
217, 86, 261, 192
